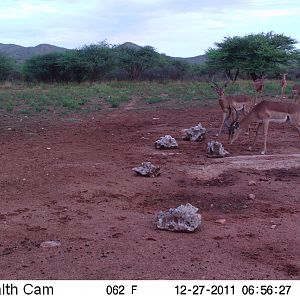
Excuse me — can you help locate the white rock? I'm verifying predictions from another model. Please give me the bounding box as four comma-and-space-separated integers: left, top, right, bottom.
155, 135, 178, 149
40, 240, 61, 248
156, 203, 201, 232
215, 219, 226, 225
183, 123, 207, 142
248, 180, 257, 186
248, 193, 256, 200
132, 162, 160, 177
207, 141, 229, 158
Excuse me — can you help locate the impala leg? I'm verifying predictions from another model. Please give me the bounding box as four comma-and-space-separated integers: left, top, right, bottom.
248, 123, 261, 151
261, 121, 270, 155
217, 111, 227, 136
295, 126, 300, 139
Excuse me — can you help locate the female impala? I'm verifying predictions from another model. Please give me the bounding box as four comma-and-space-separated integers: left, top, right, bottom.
253, 77, 265, 103
280, 73, 288, 99
211, 81, 254, 136
292, 84, 300, 103
228, 100, 300, 154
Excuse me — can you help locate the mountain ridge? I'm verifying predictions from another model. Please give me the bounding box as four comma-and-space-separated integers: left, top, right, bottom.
0, 43, 68, 63
0, 42, 206, 64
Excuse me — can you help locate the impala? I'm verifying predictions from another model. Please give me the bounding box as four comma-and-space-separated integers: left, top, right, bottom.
280, 73, 288, 99
292, 84, 300, 103
211, 80, 254, 136
228, 100, 300, 154
253, 77, 265, 102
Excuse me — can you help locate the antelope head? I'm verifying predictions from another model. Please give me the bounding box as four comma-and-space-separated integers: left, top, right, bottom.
210, 80, 229, 98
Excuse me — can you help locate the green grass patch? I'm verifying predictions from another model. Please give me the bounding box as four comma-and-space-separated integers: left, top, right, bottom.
144, 96, 165, 104
5, 100, 14, 112
1, 80, 299, 115
106, 95, 130, 108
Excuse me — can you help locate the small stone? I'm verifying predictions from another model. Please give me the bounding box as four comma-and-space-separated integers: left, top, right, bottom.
248, 180, 257, 186
215, 219, 226, 225
248, 193, 256, 200
40, 240, 61, 248
155, 135, 178, 149
132, 162, 160, 177
271, 224, 277, 229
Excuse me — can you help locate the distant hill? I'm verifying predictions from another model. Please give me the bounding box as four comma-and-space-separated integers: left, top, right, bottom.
0, 43, 68, 63
0, 41, 206, 64
118, 42, 207, 64
171, 54, 207, 64
117, 42, 142, 50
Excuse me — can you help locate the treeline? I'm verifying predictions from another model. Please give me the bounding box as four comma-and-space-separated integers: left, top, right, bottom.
1, 33, 300, 83
0, 42, 206, 83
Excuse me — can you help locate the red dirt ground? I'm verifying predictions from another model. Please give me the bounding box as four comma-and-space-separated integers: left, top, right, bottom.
0, 102, 300, 280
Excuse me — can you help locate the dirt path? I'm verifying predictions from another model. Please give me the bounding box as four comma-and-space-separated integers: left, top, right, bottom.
0, 106, 299, 279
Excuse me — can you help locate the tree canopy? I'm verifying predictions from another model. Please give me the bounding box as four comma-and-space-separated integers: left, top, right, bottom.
21, 42, 193, 82
0, 53, 17, 81
206, 32, 300, 81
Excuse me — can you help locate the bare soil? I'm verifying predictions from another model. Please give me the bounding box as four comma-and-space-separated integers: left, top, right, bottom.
0, 103, 300, 280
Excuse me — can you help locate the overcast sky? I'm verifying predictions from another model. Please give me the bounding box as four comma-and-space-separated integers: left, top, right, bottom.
1, 0, 300, 57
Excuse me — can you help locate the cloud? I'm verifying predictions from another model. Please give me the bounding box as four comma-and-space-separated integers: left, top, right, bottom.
0, 1, 59, 19
250, 8, 300, 18
0, 0, 300, 56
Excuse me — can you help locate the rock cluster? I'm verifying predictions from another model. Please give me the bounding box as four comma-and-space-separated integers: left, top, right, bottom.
156, 203, 201, 232
207, 141, 229, 158
132, 162, 161, 177
155, 135, 178, 149
183, 123, 207, 142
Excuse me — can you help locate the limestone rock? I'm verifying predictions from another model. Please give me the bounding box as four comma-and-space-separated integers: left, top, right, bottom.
155, 135, 178, 149
207, 141, 229, 158
215, 219, 226, 225
40, 240, 61, 248
248, 180, 257, 186
156, 203, 201, 232
248, 193, 256, 200
132, 162, 160, 177
183, 123, 207, 142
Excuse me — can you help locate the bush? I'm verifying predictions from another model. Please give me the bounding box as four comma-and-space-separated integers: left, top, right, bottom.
0, 53, 18, 82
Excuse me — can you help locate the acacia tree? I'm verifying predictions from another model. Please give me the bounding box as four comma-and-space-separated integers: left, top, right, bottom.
23, 52, 64, 82
206, 32, 299, 81
76, 42, 115, 81
23, 42, 116, 82
0, 53, 17, 81
115, 46, 161, 80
